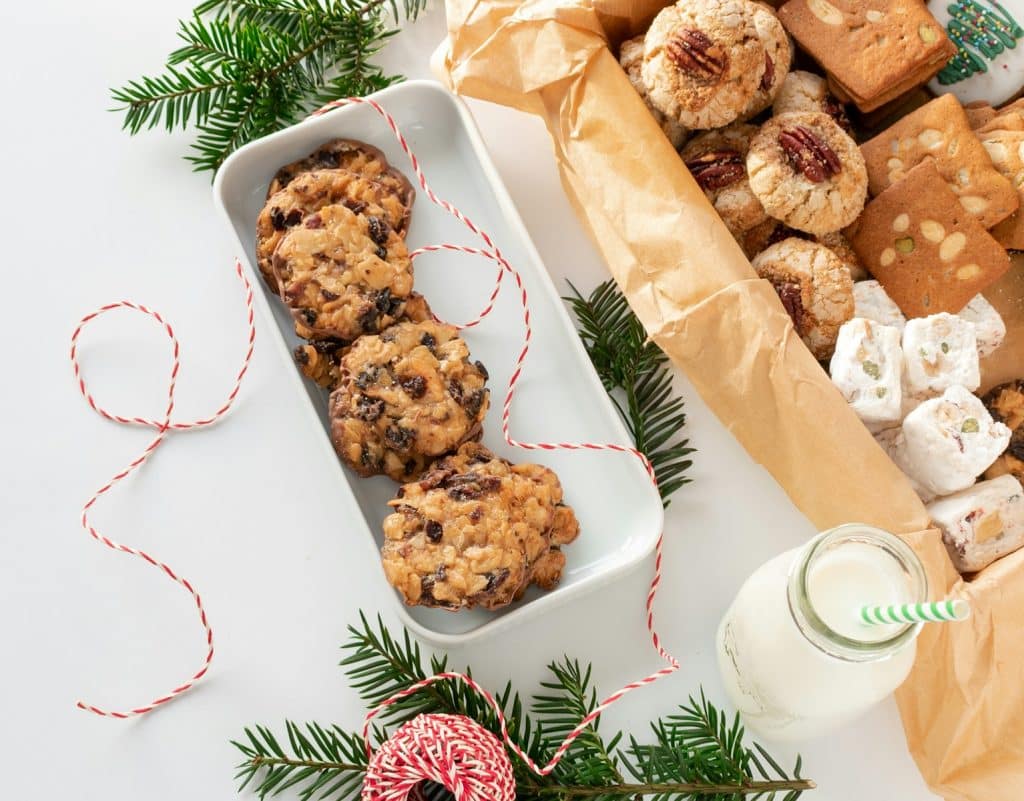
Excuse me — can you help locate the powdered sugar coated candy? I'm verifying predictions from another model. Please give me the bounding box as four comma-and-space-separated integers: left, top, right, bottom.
929, 474, 1024, 573
958, 294, 1006, 359
897, 386, 1011, 496
853, 280, 907, 333
829, 318, 902, 429
901, 313, 980, 400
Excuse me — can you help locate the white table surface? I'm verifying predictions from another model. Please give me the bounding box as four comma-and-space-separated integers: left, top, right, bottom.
0, 2, 938, 798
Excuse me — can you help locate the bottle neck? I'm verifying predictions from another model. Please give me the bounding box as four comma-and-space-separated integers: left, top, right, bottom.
786, 524, 928, 663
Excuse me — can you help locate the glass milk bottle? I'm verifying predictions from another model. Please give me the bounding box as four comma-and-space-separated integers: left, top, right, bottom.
716, 524, 927, 742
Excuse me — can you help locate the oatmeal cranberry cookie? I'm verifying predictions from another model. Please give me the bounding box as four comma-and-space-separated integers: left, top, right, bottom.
266, 138, 415, 221
257, 170, 410, 288
983, 380, 1024, 484
328, 320, 490, 482
619, 35, 689, 148
641, 0, 766, 130
747, 111, 867, 235
752, 237, 854, 359
681, 123, 767, 237
272, 203, 415, 342
293, 294, 432, 389
380, 442, 580, 610
772, 70, 852, 133
738, 3, 791, 120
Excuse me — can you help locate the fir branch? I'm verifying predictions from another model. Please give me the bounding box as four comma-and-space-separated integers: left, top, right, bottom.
565, 280, 696, 506
233, 615, 813, 801
111, 0, 427, 174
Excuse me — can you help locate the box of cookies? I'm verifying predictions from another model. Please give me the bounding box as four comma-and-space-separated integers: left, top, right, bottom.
437, 1, 1024, 798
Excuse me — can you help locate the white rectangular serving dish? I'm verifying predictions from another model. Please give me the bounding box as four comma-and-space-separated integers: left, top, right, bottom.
213, 80, 663, 646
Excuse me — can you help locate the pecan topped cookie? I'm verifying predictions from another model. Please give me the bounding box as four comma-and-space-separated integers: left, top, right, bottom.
257, 169, 410, 288
747, 111, 867, 235
681, 123, 767, 237
272, 203, 415, 342
619, 34, 689, 148
381, 442, 580, 610
328, 320, 490, 482
738, 3, 791, 120
641, 0, 766, 130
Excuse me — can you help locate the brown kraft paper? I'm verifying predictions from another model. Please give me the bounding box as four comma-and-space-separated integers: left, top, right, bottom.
435, 1, 1024, 799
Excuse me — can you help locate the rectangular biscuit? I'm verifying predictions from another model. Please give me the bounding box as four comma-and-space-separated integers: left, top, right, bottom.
976, 106, 1024, 249
860, 94, 1020, 229
929, 475, 1024, 573
847, 161, 1011, 318
778, 0, 955, 111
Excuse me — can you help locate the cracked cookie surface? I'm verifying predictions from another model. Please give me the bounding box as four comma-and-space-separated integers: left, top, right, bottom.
381, 442, 580, 610
328, 320, 490, 482
983, 380, 1024, 484
641, 0, 765, 130
752, 237, 854, 360
747, 110, 867, 235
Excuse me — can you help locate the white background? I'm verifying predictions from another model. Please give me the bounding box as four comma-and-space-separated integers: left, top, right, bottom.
0, 2, 936, 799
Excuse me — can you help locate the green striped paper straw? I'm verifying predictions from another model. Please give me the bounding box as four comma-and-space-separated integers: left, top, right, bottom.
859, 600, 971, 625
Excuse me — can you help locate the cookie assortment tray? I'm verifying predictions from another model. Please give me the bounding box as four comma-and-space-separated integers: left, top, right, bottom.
213, 80, 663, 645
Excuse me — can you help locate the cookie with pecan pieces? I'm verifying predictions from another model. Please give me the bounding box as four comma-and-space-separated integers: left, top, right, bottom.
381, 442, 580, 610
328, 320, 489, 482
642, 0, 766, 130
619, 34, 689, 148
266, 138, 414, 220
747, 111, 867, 235
681, 123, 767, 237
257, 169, 410, 288
272, 203, 415, 342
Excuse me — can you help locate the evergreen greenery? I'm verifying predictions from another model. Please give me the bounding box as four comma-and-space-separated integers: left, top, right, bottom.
111, 0, 428, 173
233, 613, 814, 800
565, 280, 696, 506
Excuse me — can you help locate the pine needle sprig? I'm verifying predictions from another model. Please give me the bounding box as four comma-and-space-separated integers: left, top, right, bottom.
233, 614, 814, 801
111, 0, 427, 173
565, 280, 696, 506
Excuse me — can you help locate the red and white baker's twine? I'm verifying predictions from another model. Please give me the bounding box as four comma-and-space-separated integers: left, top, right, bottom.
312, 97, 680, 786
70, 259, 255, 717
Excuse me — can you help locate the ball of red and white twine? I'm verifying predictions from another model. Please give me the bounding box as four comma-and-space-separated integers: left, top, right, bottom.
72, 97, 679, 798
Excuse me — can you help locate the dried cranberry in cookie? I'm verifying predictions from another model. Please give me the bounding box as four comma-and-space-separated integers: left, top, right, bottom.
681, 123, 767, 236
752, 237, 854, 359
642, 0, 767, 130
272, 203, 415, 342
380, 443, 580, 610
619, 35, 689, 148
257, 170, 409, 288
328, 320, 490, 482
266, 137, 415, 221
747, 111, 867, 235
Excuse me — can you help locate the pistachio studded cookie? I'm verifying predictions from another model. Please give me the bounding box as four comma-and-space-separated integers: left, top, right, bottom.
747, 111, 867, 235
257, 170, 410, 288
328, 320, 490, 482
983, 380, 1024, 484
619, 35, 689, 148
293, 294, 432, 389
267, 138, 415, 221
641, 0, 766, 130
752, 237, 854, 359
772, 70, 852, 133
380, 442, 580, 610
681, 123, 767, 236
272, 203, 414, 342
738, 3, 791, 120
